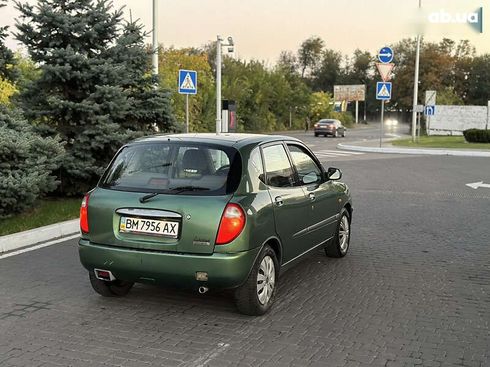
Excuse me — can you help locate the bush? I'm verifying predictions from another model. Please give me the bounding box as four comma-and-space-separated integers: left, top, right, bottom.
0, 107, 64, 218
463, 129, 490, 143
329, 111, 355, 128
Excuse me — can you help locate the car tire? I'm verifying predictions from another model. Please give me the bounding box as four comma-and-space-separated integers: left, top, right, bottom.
89, 271, 134, 297
234, 245, 279, 316
325, 208, 351, 258
342, 131, 345, 137
314, 133, 319, 137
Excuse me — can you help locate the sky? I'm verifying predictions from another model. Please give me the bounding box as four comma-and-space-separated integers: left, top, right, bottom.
2, 0, 489, 63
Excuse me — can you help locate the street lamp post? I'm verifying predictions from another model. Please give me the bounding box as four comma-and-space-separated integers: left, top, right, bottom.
151, 0, 158, 85
411, 0, 422, 142
215, 35, 234, 135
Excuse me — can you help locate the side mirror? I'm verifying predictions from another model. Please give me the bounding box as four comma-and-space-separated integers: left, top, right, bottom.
325, 167, 342, 181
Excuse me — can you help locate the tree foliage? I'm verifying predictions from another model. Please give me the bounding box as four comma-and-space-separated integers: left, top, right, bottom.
14, 0, 175, 194
0, 106, 64, 218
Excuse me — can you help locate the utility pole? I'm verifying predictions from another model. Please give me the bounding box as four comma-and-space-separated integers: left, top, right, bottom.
152, 0, 158, 85
215, 35, 234, 135
411, 0, 422, 142
216, 36, 223, 135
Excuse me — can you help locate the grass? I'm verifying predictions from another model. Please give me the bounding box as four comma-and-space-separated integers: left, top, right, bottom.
392, 136, 490, 150
0, 198, 81, 236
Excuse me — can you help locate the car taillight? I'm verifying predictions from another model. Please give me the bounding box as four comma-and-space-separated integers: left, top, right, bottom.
80, 193, 90, 233
216, 203, 246, 245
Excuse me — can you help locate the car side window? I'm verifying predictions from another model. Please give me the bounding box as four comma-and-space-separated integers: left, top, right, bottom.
287, 144, 322, 186
262, 144, 295, 188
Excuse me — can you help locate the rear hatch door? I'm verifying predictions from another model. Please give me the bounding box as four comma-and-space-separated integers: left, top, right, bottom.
88, 188, 230, 254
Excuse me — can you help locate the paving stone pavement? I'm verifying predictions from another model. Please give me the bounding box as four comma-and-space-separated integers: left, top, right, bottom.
0, 155, 489, 367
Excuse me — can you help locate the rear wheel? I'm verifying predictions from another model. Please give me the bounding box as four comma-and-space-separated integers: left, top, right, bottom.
89, 272, 134, 297
234, 245, 279, 316
325, 208, 351, 258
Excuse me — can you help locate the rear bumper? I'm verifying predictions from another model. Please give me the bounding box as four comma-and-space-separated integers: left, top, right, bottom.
314, 128, 334, 135
78, 239, 260, 290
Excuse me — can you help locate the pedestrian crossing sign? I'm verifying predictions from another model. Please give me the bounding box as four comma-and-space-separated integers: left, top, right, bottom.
178, 69, 197, 94
376, 82, 392, 101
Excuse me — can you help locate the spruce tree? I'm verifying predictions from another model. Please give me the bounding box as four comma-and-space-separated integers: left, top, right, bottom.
106, 21, 177, 132
0, 106, 65, 218
0, 0, 17, 81
14, 0, 176, 195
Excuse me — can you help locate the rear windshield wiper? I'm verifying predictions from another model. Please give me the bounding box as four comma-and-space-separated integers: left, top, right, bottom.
168, 186, 210, 194
139, 192, 160, 203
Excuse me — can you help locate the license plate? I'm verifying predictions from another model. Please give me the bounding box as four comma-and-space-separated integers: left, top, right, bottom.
119, 217, 179, 238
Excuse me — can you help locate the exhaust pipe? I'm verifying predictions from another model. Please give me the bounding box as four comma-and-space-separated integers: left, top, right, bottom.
198, 286, 209, 294
94, 268, 115, 281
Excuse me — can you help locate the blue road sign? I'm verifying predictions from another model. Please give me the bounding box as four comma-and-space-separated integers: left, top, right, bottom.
178, 69, 197, 94
424, 105, 435, 116
376, 82, 392, 100
378, 46, 394, 63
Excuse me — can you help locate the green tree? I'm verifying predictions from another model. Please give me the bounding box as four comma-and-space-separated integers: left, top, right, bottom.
297, 36, 324, 78
437, 87, 463, 105
311, 49, 342, 92
466, 54, 490, 106
15, 0, 175, 194
0, 0, 17, 82
0, 106, 64, 217
158, 47, 214, 132
309, 92, 333, 122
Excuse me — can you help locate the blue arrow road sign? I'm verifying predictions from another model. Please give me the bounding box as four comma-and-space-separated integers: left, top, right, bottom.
178, 69, 197, 94
376, 82, 392, 100
378, 46, 394, 63
424, 105, 435, 116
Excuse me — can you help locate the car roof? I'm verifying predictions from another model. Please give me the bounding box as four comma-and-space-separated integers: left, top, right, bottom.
130, 133, 302, 149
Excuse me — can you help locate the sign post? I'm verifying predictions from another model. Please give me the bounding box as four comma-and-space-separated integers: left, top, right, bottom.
178, 69, 198, 133
376, 46, 394, 147
376, 81, 392, 147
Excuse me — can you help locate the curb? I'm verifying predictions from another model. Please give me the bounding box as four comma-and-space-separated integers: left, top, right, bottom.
337, 143, 490, 157
0, 219, 79, 254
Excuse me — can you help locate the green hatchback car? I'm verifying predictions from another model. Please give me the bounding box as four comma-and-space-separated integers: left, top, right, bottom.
79, 133, 352, 315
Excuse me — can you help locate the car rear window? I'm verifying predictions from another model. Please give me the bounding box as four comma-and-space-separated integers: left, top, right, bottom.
319, 120, 335, 124
99, 142, 241, 196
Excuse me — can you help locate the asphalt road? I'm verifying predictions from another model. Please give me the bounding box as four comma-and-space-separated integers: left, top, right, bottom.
1, 125, 489, 367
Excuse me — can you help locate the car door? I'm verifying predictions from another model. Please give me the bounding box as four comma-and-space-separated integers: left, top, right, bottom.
286, 143, 340, 250
261, 143, 312, 263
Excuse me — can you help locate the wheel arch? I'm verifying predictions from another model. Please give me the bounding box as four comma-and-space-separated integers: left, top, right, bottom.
343, 202, 353, 221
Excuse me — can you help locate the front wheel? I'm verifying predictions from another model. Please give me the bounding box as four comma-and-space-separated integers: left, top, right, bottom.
89, 271, 134, 297
325, 208, 351, 258
234, 245, 279, 316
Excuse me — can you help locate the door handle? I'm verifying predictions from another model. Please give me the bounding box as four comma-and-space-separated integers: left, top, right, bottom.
309, 192, 316, 201
274, 196, 284, 206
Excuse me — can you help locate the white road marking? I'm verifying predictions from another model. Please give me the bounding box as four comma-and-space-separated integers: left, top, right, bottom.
313, 149, 365, 158
188, 342, 231, 367
466, 181, 490, 190
0, 234, 80, 260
